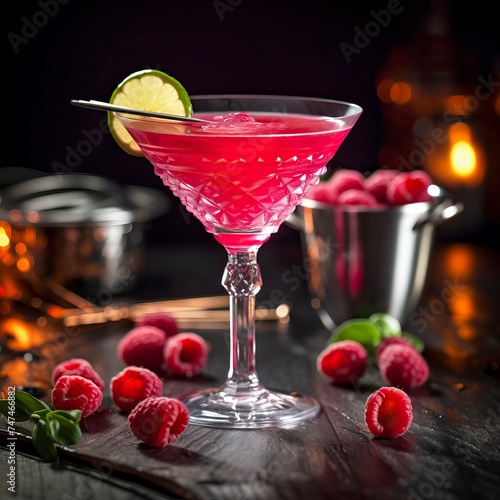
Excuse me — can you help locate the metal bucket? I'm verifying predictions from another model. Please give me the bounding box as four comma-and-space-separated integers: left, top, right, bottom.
0, 173, 169, 296
287, 185, 463, 329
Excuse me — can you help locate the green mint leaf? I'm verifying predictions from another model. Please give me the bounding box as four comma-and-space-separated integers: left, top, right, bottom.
30, 408, 51, 424
0, 399, 31, 422
32, 422, 58, 462
328, 318, 381, 355
15, 391, 51, 414
46, 412, 82, 446
368, 313, 401, 339
50, 409, 82, 423
402, 332, 425, 353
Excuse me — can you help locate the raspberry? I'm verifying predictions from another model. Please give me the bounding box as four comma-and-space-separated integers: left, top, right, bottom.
327, 169, 365, 204
110, 366, 163, 413
386, 171, 433, 205
52, 358, 105, 391
337, 188, 380, 207
163, 332, 208, 377
364, 386, 413, 438
128, 396, 189, 447
375, 336, 414, 363
316, 340, 368, 384
378, 344, 429, 388
117, 325, 166, 372
137, 312, 179, 339
364, 169, 399, 204
52, 375, 103, 418
305, 182, 336, 204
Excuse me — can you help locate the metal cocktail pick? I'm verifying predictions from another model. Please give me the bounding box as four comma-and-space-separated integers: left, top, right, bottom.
70, 99, 210, 123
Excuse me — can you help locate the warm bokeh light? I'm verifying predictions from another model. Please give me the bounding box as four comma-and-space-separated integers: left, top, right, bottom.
389, 81, 412, 105
26, 211, 40, 223
425, 121, 485, 186
1, 253, 14, 266
450, 141, 477, 177
2, 318, 31, 349
8, 209, 22, 222
46, 305, 64, 319
16, 257, 31, 272
443, 245, 474, 279
15, 242, 27, 255
0, 224, 10, 248
450, 292, 475, 320
0, 232, 9, 248
24, 227, 37, 245
377, 78, 394, 103
445, 95, 468, 116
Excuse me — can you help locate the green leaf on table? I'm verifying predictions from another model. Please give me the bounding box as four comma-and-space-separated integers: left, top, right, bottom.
0, 399, 31, 422
50, 409, 82, 423
328, 319, 381, 355
0, 390, 82, 461
32, 422, 58, 462
402, 332, 425, 353
15, 391, 51, 415
31, 409, 51, 421
46, 412, 82, 446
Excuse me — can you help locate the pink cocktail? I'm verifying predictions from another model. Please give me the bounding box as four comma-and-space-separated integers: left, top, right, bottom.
117, 95, 362, 428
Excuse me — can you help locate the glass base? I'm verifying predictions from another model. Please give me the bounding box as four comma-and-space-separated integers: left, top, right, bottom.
178, 386, 321, 429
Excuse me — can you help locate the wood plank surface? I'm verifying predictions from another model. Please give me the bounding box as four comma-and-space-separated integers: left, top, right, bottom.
1, 243, 500, 500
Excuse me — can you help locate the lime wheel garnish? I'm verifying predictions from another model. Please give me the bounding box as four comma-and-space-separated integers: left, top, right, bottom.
108, 69, 192, 156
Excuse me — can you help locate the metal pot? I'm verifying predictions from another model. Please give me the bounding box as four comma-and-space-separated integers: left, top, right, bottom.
286, 185, 463, 329
0, 173, 169, 297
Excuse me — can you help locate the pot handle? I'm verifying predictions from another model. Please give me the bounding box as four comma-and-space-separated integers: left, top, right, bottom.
413, 198, 464, 230
285, 211, 304, 231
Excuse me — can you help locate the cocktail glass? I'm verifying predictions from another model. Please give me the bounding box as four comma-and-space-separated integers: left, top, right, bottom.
115, 95, 362, 428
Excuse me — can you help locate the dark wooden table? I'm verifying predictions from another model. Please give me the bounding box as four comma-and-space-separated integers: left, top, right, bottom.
1, 239, 499, 500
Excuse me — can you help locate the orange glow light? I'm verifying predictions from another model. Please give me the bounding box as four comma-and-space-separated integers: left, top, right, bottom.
0, 232, 9, 248
444, 245, 474, 278
15, 242, 27, 255
2, 318, 31, 350
389, 81, 412, 105
46, 305, 64, 319
16, 257, 31, 272
450, 141, 477, 177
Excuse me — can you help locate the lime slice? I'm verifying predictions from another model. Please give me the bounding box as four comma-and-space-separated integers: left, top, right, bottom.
327, 319, 381, 356
368, 312, 401, 339
108, 69, 193, 156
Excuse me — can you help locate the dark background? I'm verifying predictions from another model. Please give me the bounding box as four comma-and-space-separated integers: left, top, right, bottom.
2, 0, 499, 250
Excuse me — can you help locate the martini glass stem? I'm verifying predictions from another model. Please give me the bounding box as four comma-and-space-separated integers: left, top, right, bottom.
222, 250, 264, 394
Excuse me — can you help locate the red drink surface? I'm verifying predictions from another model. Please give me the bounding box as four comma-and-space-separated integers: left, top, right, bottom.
121, 112, 353, 251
